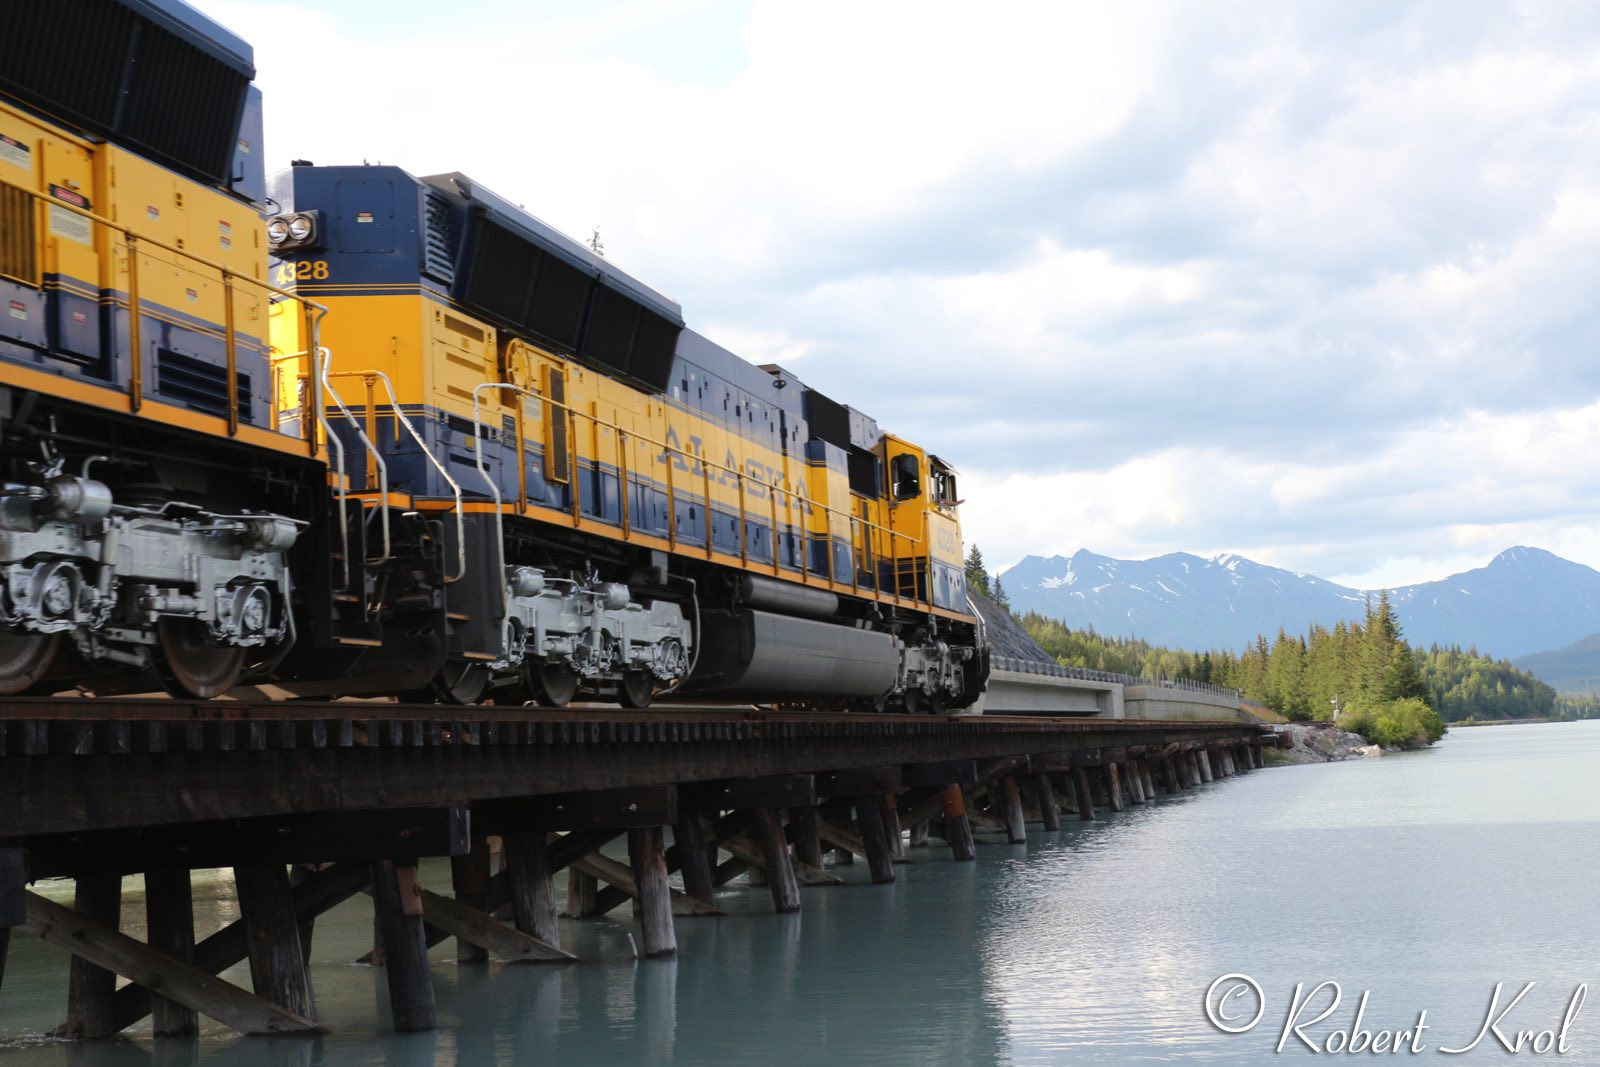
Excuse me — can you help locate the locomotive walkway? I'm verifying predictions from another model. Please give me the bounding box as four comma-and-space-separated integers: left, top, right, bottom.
0, 698, 1272, 1039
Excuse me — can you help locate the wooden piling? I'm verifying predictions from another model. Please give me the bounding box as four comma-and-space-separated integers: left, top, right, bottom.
909, 818, 930, 847
1072, 762, 1096, 820
627, 828, 677, 956
1251, 740, 1264, 768
882, 794, 906, 861
1123, 762, 1145, 806
449, 841, 491, 963
234, 864, 315, 1022
368, 860, 436, 1031
997, 775, 1027, 843
753, 809, 800, 914
940, 786, 977, 861
1107, 763, 1126, 813
65, 875, 122, 1039
1034, 774, 1061, 831
144, 868, 198, 1036
673, 809, 717, 906
789, 805, 825, 870
1163, 757, 1182, 791
854, 797, 897, 883
565, 868, 599, 919
503, 832, 561, 949
1198, 751, 1214, 783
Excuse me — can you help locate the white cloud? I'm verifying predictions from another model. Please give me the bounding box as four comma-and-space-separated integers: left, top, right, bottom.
196, 0, 1600, 588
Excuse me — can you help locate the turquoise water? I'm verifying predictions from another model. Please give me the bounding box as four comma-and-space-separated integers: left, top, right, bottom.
2, 720, 1596, 1063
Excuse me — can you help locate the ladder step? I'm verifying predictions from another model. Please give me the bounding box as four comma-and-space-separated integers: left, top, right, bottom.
446, 612, 471, 622
335, 636, 384, 648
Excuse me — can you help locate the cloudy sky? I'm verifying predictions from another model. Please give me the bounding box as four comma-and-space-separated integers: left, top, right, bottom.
199, 0, 1600, 588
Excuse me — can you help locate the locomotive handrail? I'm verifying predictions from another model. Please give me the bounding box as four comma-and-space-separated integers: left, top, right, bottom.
475, 378, 936, 611
319, 347, 392, 566
326, 367, 465, 582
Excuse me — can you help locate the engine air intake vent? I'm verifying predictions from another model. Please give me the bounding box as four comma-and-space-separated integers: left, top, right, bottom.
156, 348, 250, 421
0, 185, 38, 286
422, 191, 456, 285
0, 0, 252, 184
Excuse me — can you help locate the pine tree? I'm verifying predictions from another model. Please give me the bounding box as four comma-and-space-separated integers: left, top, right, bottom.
964, 544, 990, 595
991, 573, 1010, 608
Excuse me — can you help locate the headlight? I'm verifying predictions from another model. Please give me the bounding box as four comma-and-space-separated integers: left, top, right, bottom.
266, 217, 289, 244
287, 214, 314, 242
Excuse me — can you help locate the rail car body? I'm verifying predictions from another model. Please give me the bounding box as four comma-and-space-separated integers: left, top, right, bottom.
0, 0, 988, 710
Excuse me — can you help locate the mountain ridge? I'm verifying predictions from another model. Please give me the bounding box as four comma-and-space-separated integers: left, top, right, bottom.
999, 546, 1600, 661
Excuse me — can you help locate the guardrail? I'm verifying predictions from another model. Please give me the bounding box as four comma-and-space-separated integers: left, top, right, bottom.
989, 655, 1241, 700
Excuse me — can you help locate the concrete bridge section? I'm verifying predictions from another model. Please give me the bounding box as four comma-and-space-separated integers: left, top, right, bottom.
978, 655, 1249, 721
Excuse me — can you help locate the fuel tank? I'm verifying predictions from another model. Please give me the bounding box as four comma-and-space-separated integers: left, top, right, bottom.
686, 609, 898, 701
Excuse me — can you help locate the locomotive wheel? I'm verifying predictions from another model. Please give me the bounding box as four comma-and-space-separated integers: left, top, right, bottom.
530, 662, 581, 708
618, 671, 654, 709
154, 618, 245, 699
431, 661, 490, 705
901, 689, 923, 714
927, 689, 948, 714
0, 632, 59, 695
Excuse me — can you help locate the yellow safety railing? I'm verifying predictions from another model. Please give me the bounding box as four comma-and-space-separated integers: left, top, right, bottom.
440, 380, 937, 612
0, 171, 327, 452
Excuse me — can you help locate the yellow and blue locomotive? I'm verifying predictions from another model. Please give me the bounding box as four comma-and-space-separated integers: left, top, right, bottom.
0, 0, 988, 710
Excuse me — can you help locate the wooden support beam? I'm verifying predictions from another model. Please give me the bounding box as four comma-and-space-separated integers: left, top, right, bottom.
65, 875, 121, 1039
572, 852, 720, 916
817, 767, 902, 797
27, 892, 323, 1035
564, 869, 599, 919
789, 805, 824, 870
710, 775, 816, 811
998, 775, 1027, 843
854, 797, 896, 884
27, 807, 472, 879
0, 848, 24, 928
909, 819, 929, 847
978, 753, 1032, 785
628, 828, 677, 957
1053, 773, 1077, 813
234, 864, 315, 1022
753, 809, 800, 913
1072, 760, 1096, 821
1034, 774, 1061, 831
477, 786, 678, 834
881, 793, 906, 861
450, 841, 491, 963
1198, 751, 1214, 783
1141, 763, 1157, 800
415, 888, 574, 963
503, 832, 561, 949
72, 862, 365, 1037
1252, 740, 1264, 768
673, 806, 716, 907
1124, 762, 1145, 805
369, 860, 436, 1032
1107, 763, 1126, 813
939, 786, 977, 861
901, 759, 979, 788
144, 868, 197, 1037
721, 833, 843, 887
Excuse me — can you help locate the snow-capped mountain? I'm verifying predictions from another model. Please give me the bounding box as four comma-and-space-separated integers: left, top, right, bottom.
999, 546, 1600, 659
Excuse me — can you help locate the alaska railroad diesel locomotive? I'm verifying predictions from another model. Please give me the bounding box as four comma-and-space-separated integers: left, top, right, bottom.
0, 0, 988, 710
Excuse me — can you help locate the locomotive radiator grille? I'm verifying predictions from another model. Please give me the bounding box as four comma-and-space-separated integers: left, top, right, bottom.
0, 184, 38, 286
156, 348, 251, 421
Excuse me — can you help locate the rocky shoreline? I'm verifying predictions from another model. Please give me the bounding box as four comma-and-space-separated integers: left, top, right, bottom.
1268, 721, 1384, 763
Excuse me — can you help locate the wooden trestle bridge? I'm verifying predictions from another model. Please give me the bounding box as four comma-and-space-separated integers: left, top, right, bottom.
0, 698, 1273, 1039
